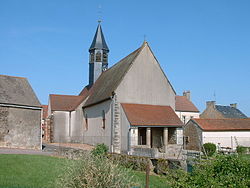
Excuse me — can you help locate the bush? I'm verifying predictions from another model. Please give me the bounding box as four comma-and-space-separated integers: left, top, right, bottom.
237, 145, 248, 154
202, 143, 216, 157
107, 153, 151, 171
167, 154, 250, 187
55, 152, 136, 188
91, 143, 109, 156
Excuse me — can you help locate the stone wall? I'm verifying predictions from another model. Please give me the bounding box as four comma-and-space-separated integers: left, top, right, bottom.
0, 106, 41, 149
183, 121, 202, 151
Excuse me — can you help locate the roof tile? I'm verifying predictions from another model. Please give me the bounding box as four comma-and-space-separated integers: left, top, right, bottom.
175, 96, 199, 112
193, 118, 250, 131
122, 103, 183, 126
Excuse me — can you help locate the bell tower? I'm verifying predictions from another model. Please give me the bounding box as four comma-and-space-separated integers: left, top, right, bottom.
89, 21, 109, 86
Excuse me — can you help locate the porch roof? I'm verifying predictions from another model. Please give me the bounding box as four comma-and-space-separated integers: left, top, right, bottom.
121, 103, 183, 127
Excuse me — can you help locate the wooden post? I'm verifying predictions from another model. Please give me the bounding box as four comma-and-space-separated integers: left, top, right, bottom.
145, 160, 150, 188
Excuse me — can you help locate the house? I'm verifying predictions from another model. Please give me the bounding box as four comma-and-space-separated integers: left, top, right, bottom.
0, 75, 42, 149
200, 101, 247, 119
47, 22, 184, 158
175, 91, 200, 124
41, 105, 48, 140
184, 118, 250, 151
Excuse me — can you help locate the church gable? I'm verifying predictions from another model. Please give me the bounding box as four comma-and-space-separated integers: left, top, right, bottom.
116, 42, 176, 108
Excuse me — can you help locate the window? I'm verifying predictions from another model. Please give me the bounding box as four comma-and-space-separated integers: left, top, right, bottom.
90, 52, 94, 62
85, 113, 88, 131
95, 51, 101, 62
102, 110, 105, 129
103, 52, 108, 63
182, 115, 186, 124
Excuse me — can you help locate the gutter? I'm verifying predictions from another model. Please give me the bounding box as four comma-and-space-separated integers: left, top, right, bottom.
0, 103, 42, 110
82, 97, 112, 109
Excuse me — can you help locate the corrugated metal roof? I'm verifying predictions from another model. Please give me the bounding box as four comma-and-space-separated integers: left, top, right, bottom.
0, 75, 41, 107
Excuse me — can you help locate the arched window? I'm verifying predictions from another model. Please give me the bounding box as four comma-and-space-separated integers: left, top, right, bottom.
85, 113, 88, 131
90, 52, 94, 62
103, 52, 108, 63
95, 51, 101, 62
102, 110, 105, 129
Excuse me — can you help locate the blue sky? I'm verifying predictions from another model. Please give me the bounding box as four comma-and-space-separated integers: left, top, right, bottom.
1, 0, 249, 116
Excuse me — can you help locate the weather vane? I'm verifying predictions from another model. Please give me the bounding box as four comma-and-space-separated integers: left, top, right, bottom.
98, 4, 102, 23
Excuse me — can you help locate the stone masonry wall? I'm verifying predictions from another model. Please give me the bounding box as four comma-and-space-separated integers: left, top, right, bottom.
0, 106, 41, 149
184, 121, 202, 151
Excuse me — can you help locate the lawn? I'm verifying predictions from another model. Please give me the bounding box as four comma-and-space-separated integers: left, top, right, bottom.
0, 154, 170, 188
0, 154, 67, 188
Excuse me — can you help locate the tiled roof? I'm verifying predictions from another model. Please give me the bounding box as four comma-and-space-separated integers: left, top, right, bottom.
83, 45, 142, 107
215, 105, 247, 119
175, 96, 199, 112
0, 74, 41, 107
42, 105, 48, 119
50, 94, 85, 111
121, 103, 183, 127
193, 118, 250, 131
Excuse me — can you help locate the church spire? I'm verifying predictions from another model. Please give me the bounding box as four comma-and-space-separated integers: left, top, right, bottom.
88, 22, 109, 87
89, 21, 109, 52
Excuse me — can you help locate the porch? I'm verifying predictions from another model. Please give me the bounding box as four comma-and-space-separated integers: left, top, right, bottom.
129, 127, 183, 159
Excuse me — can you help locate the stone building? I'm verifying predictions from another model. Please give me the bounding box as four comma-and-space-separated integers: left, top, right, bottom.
47, 22, 186, 158
184, 118, 250, 151
200, 101, 247, 119
0, 75, 42, 149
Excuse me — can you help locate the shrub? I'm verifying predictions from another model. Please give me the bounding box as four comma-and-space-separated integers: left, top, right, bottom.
91, 143, 109, 156
167, 154, 250, 187
107, 153, 150, 171
55, 152, 136, 188
236, 145, 248, 154
202, 143, 216, 157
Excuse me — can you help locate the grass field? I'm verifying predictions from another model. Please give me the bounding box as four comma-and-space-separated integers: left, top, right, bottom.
0, 154, 169, 188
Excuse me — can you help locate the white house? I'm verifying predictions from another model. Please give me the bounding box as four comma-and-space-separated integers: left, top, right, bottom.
184, 118, 250, 151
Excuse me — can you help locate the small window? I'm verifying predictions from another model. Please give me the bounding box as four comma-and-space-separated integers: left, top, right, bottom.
182, 115, 186, 124
85, 113, 88, 131
190, 116, 194, 119
90, 53, 94, 62
102, 110, 105, 129
103, 52, 108, 63
96, 51, 101, 62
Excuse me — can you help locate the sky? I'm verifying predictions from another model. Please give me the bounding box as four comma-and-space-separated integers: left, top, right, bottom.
0, 0, 250, 116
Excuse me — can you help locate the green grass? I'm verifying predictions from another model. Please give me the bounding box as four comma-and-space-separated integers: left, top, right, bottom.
131, 171, 170, 188
0, 154, 170, 188
0, 154, 67, 188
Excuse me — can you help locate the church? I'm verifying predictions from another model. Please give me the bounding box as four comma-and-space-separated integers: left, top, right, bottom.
46, 22, 199, 158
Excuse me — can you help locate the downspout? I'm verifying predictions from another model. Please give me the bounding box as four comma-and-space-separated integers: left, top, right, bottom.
110, 92, 115, 153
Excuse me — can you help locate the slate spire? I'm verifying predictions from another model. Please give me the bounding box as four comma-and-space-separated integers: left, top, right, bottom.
88, 21, 109, 86
89, 21, 109, 52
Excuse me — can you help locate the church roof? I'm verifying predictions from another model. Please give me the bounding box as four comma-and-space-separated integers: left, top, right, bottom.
0, 74, 41, 107
83, 45, 142, 107
192, 118, 250, 131
175, 96, 199, 112
215, 105, 247, 119
50, 94, 85, 111
121, 103, 183, 127
89, 23, 109, 52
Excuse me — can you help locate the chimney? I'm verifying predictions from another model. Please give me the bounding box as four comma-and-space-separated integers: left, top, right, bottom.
206, 101, 215, 109
230, 103, 237, 108
183, 91, 191, 100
